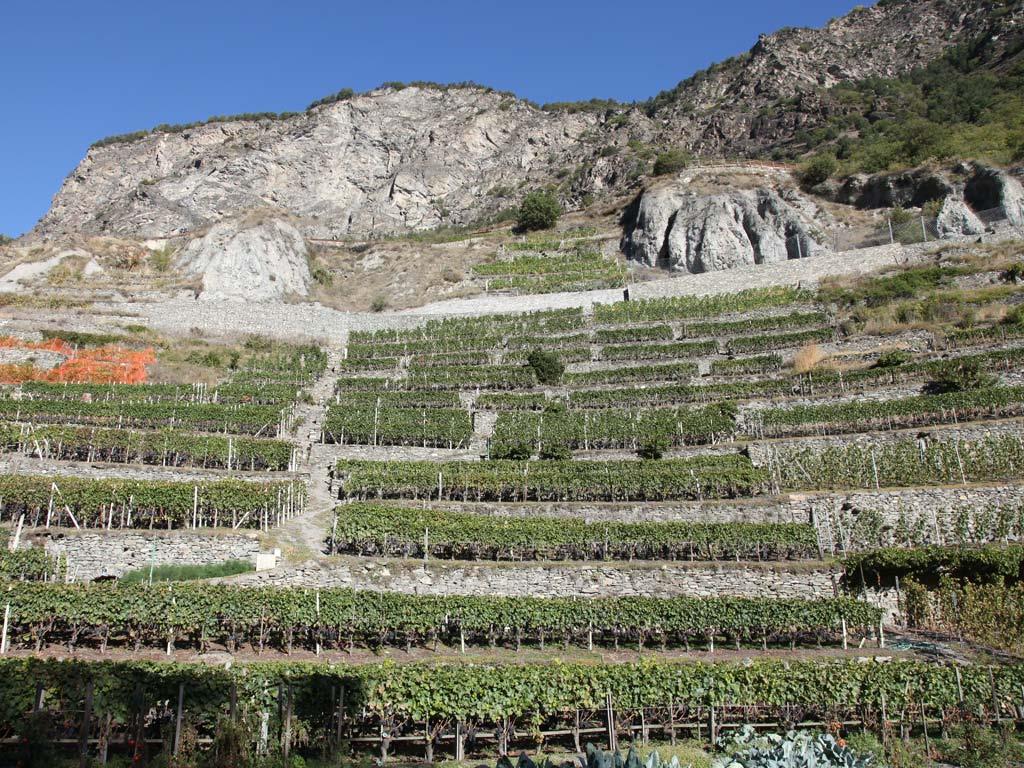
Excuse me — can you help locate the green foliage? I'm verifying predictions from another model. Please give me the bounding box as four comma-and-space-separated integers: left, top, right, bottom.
652, 149, 692, 176
595, 324, 674, 343
90, 111, 301, 148
0, 475, 302, 529
331, 501, 819, 561
725, 327, 833, 355
149, 243, 174, 272
0, 234, 13, 246
798, 154, 838, 188
904, 579, 1024, 655
1, 657, 1022, 733
565, 361, 699, 387
754, 385, 1024, 437
637, 436, 669, 460
772, 434, 1024, 491
0, 581, 880, 653
595, 287, 812, 324
476, 392, 551, 411
0, 397, 286, 435
350, 307, 585, 343
541, 97, 623, 113
40, 329, 131, 347
407, 364, 536, 390
873, 349, 911, 368
490, 403, 736, 455
938, 723, 1024, 768
845, 544, 1024, 588
0, 423, 293, 470
311, 265, 333, 286
786, 31, 1024, 172
888, 206, 913, 226
516, 191, 562, 231
0, 546, 64, 582
602, 340, 717, 362
120, 559, 252, 583
336, 455, 766, 502
307, 87, 355, 110
681, 311, 827, 339
820, 266, 963, 308
323, 404, 473, 448
923, 357, 999, 394
710, 355, 785, 376
526, 348, 565, 385
474, 249, 626, 294
370, 295, 387, 313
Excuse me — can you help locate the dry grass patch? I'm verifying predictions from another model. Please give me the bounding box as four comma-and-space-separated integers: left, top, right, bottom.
792, 343, 829, 373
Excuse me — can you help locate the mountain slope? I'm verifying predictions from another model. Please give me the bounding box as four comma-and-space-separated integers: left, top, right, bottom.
31, 0, 1022, 241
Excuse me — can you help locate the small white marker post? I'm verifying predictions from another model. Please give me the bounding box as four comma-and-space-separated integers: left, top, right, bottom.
0, 602, 10, 655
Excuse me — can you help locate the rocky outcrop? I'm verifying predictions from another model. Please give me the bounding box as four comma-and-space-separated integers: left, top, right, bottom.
621, 184, 823, 272
177, 215, 312, 301
828, 170, 953, 210
965, 165, 1024, 227
29, 0, 1017, 241
936, 196, 985, 238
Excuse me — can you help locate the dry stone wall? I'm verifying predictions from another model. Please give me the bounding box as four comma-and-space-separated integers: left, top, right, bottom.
220, 557, 835, 600
35, 530, 262, 581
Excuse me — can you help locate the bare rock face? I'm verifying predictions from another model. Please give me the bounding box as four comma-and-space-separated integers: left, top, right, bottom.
936, 196, 985, 238
177, 216, 312, 301
622, 184, 823, 273
35, 87, 595, 241
29, 0, 1015, 243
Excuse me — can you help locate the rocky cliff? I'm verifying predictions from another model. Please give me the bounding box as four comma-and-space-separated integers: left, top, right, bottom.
31, 0, 1019, 242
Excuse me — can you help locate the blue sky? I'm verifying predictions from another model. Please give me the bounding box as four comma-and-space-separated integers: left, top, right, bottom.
1, 0, 865, 237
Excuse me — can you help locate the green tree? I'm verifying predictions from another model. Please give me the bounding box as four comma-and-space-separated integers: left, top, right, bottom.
516, 191, 561, 231
798, 154, 837, 188
526, 349, 565, 385
652, 149, 692, 176
637, 436, 669, 460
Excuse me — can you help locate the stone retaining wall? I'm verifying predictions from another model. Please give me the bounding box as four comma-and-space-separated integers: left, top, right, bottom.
221, 556, 835, 599
747, 418, 1024, 461
35, 530, 263, 581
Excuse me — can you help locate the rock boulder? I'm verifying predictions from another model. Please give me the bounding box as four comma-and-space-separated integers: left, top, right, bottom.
935, 196, 985, 238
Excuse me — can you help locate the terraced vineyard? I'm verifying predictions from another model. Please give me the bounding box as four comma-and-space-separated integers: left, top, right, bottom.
5, 251, 1024, 765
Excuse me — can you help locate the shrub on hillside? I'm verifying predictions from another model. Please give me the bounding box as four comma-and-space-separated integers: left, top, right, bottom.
516, 191, 561, 231
924, 358, 998, 394
652, 149, 692, 176
873, 349, 911, 368
526, 349, 565, 385
637, 437, 669, 460
798, 154, 837, 188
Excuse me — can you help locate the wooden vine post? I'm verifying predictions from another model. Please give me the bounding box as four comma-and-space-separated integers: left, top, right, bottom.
605, 692, 617, 752
78, 679, 94, 768
173, 683, 185, 756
